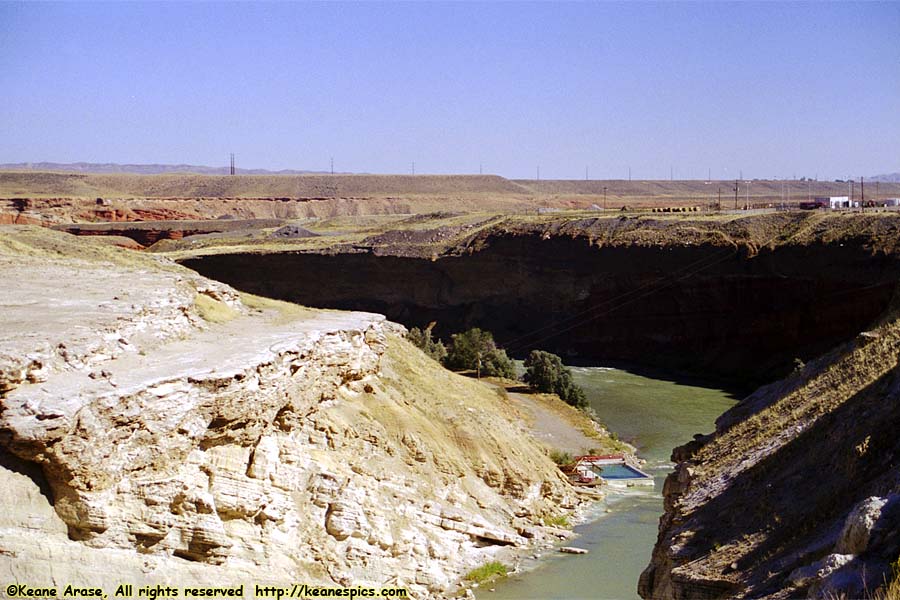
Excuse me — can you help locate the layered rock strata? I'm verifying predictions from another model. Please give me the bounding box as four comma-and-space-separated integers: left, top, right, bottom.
0, 226, 581, 597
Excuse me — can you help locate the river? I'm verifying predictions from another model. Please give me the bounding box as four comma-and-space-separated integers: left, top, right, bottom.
484, 366, 740, 600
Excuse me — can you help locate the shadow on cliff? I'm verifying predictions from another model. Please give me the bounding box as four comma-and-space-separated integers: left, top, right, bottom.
0, 446, 55, 506
676, 363, 900, 597
180, 235, 900, 388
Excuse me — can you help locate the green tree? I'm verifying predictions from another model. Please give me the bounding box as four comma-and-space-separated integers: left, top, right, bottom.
406, 323, 447, 363
444, 328, 516, 379
523, 350, 588, 408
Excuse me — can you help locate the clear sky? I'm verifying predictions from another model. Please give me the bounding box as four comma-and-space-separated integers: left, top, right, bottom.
1, 1, 897, 180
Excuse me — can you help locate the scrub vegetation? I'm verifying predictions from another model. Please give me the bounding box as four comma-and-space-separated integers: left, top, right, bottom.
193, 294, 239, 323
464, 561, 508, 584
542, 514, 571, 529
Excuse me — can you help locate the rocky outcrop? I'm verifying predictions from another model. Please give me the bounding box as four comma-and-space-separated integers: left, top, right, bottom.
639, 295, 900, 599
53, 218, 284, 246
0, 226, 582, 597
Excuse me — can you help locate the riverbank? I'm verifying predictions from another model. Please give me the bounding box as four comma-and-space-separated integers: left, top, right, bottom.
486, 378, 634, 458
483, 366, 737, 600
447, 378, 639, 596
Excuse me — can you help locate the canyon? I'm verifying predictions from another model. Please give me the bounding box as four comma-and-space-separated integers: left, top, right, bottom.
3, 172, 900, 599
171, 210, 900, 598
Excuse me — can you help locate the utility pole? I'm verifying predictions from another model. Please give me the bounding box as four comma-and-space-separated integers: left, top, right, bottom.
603, 186, 608, 210
861, 176, 865, 211
479, 163, 483, 175
746, 180, 750, 209
412, 162, 415, 175
330, 157, 334, 175
229, 153, 235, 176
628, 166, 631, 181
670, 166, 673, 181
718, 187, 722, 211
585, 166, 589, 181
708, 168, 711, 183
733, 180, 739, 210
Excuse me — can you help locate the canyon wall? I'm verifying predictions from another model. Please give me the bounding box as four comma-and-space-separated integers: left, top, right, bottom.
181, 219, 900, 384
639, 295, 900, 599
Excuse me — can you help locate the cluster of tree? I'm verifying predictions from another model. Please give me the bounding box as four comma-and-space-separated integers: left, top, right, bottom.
406, 323, 447, 363
406, 325, 586, 408
407, 325, 516, 379
522, 350, 587, 408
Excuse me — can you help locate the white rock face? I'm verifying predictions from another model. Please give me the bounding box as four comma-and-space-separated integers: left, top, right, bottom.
788, 553, 854, 587
0, 239, 580, 598
835, 495, 889, 555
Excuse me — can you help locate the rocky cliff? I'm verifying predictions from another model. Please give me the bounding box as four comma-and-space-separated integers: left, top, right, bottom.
638, 291, 900, 599
0, 226, 582, 597
180, 213, 900, 384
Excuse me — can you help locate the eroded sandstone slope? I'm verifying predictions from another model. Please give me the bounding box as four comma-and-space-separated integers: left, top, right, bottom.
0, 226, 581, 597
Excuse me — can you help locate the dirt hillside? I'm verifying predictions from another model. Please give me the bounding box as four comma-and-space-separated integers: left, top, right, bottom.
0, 171, 528, 198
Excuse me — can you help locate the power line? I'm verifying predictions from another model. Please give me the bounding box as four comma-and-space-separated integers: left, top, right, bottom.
502, 220, 820, 355
504, 249, 739, 354
502, 241, 744, 353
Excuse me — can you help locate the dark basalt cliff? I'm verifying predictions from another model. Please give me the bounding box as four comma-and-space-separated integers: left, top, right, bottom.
182, 225, 900, 385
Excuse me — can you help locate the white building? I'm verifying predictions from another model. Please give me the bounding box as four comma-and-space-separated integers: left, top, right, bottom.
815, 196, 856, 209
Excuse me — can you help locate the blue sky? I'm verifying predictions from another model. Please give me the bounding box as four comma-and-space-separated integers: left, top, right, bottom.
1, 1, 897, 179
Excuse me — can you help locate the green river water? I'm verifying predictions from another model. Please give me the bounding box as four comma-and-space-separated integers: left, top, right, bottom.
484, 366, 740, 600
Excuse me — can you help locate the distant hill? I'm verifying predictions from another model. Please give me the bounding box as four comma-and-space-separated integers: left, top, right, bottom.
0, 162, 335, 176
0, 171, 528, 198
867, 172, 900, 183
